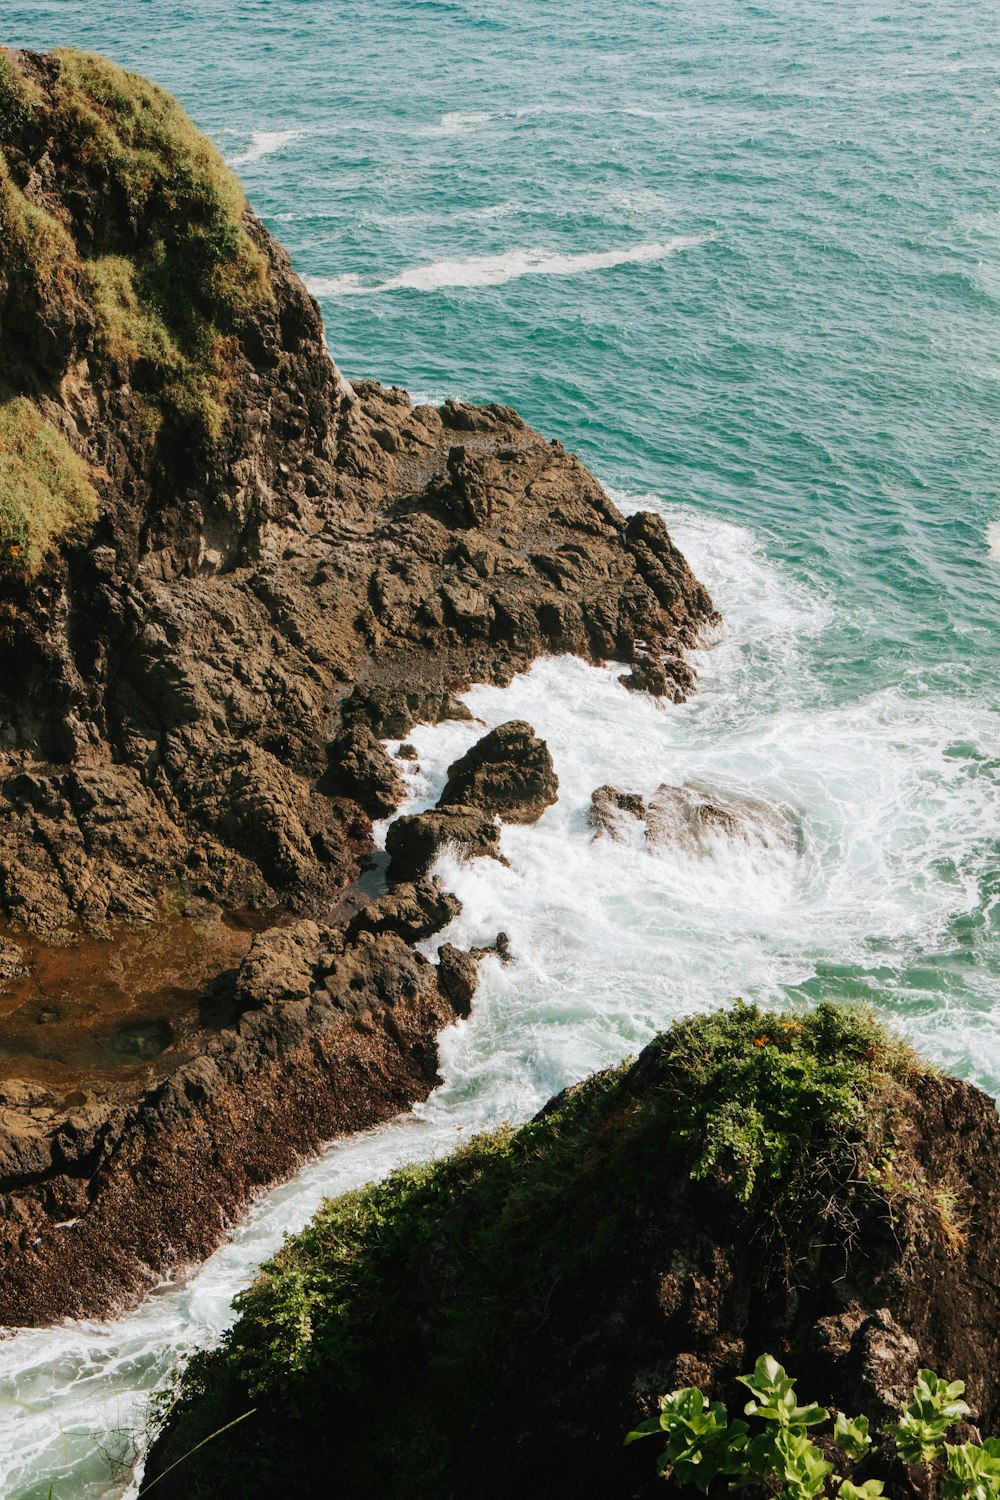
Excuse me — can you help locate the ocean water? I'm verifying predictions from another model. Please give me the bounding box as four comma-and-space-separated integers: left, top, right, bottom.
2, 1, 1000, 1494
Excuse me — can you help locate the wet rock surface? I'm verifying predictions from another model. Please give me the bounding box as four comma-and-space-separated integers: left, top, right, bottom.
0, 48, 716, 1322
385, 804, 504, 883
589, 781, 799, 856
440, 720, 558, 824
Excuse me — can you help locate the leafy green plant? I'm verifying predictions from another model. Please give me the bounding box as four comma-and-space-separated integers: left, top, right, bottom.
891, 1371, 970, 1467
942, 1438, 1000, 1500
626, 1387, 750, 1492
629, 1355, 988, 1499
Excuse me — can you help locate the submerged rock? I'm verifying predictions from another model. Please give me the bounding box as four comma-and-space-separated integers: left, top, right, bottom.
588, 784, 647, 840
644, 782, 799, 855
588, 781, 798, 857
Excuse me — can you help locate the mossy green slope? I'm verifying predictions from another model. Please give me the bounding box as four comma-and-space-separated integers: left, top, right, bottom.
0, 45, 270, 575
0, 398, 98, 574
149, 1002, 921, 1499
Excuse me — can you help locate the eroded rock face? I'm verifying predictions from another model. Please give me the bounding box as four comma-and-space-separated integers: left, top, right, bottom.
0, 47, 717, 1322
0, 909, 483, 1324
588, 784, 647, 840
441, 720, 558, 824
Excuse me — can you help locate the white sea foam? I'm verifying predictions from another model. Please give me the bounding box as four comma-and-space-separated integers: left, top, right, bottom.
986, 519, 1000, 558
229, 128, 306, 167
307, 236, 703, 296
4, 502, 1000, 1499
434, 110, 492, 133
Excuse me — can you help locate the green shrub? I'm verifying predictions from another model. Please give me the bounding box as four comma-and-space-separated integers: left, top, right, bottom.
0, 397, 98, 575
52, 49, 269, 324
0, 49, 273, 443
628, 1354, 996, 1500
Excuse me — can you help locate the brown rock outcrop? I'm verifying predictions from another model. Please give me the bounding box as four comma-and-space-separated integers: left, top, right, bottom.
385, 804, 504, 883
440, 720, 558, 824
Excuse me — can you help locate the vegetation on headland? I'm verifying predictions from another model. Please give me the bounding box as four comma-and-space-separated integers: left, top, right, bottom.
630, 1354, 996, 1500
0, 45, 272, 574
0, 398, 98, 576
146, 1002, 929, 1498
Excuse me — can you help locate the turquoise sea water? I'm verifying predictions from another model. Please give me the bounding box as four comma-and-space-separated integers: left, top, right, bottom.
2, 3, 1000, 1494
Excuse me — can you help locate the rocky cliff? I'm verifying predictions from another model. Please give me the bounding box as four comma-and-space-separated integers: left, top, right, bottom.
0, 48, 717, 1322
145, 1003, 1000, 1500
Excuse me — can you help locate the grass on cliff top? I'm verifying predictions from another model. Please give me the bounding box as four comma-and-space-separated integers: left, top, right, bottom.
0, 48, 42, 143
52, 49, 269, 319
53, 49, 270, 439
0, 398, 98, 575
0, 150, 81, 305
152, 1002, 924, 1499
0, 47, 272, 463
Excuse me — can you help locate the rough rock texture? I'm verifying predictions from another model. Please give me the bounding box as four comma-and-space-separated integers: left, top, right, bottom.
440, 720, 558, 823
145, 1012, 1000, 1500
384, 803, 504, 883
0, 912, 478, 1324
0, 48, 716, 1322
588, 783, 648, 839
345, 879, 461, 944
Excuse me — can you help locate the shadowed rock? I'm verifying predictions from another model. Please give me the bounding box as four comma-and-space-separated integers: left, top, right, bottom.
385, 805, 502, 883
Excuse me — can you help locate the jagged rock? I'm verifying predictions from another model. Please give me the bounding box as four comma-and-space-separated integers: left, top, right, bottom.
324, 721, 405, 819
347, 880, 461, 944
343, 687, 474, 741
436, 943, 480, 1016
619, 648, 695, 702
441, 721, 558, 824
385, 805, 502, 883
619, 654, 670, 696
233, 920, 324, 1010
588, 785, 647, 840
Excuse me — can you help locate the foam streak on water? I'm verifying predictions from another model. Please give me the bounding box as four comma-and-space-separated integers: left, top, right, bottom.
2, 503, 999, 1499
307, 237, 702, 296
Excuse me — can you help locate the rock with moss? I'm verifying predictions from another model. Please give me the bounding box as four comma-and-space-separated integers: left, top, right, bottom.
145, 1002, 1000, 1500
